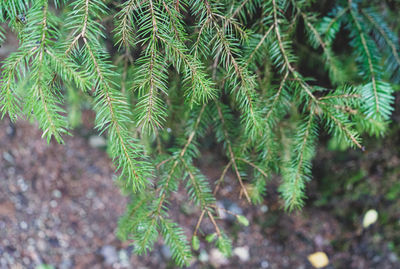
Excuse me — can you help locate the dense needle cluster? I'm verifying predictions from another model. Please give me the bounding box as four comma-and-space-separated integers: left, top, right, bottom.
0, 0, 398, 266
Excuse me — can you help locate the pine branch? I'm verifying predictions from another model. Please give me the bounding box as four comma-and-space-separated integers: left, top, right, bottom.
214, 101, 251, 203
237, 157, 269, 178
29, 0, 68, 143
85, 40, 152, 191
271, 0, 317, 101
362, 9, 400, 68
322, 7, 348, 37
160, 217, 193, 266
281, 110, 318, 210
300, 11, 339, 76
181, 157, 215, 209
361, 8, 400, 83
264, 71, 289, 127
132, 214, 159, 254
133, 41, 168, 133
63, 0, 154, 191
114, 0, 138, 49
163, 37, 217, 104
0, 47, 35, 121
245, 25, 274, 66
154, 104, 207, 218
46, 49, 91, 92
202, 0, 264, 138
0, 1, 397, 265
321, 104, 363, 150
349, 2, 379, 113
348, 1, 394, 120
0, 0, 28, 21
142, 0, 216, 105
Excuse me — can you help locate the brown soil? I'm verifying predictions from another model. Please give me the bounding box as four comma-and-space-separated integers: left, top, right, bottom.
0, 113, 399, 269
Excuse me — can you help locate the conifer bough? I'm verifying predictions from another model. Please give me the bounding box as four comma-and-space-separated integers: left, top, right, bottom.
0, 0, 398, 266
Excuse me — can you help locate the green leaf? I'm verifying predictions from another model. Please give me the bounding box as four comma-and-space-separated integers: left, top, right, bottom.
205, 233, 217, 243
192, 235, 200, 251
216, 234, 232, 257
236, 215, 250, 226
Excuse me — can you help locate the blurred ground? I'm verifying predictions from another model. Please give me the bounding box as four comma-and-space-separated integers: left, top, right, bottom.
0, 104, 400, 269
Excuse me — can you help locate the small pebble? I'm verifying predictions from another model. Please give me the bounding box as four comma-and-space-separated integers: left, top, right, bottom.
216, 201, 227, 220
118, 249, 130, 267
228, 202, 243, 216
86, 189, 96, 199
198, 250, 209, 263
209, 248, 228, 267
217, 200, 243, 222
261, 260, 269, 268
100, 245, 118, 265
17, 177, 28, 192
22, 257, 30, 265
86, 230, 94, 238
307, 252, 329, 268
60, 258, 73, 269
50, 200, 58, 208
363, 209, 378, 228
59, 239, 68, 248
52, 189, 62, 199
233, 246, 250, 262
161, 245, 172, 260
37, 240, 46, 252
6, 124, 16, 137
389, 253, 399, 263
89, 135, 106, 148
19, 221, 28, 230
260, 205, 269, 213
7, 167, 16, 175
3, 152, 15, 164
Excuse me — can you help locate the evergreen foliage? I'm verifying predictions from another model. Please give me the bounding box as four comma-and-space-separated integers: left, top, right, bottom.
0, 0, 398, 266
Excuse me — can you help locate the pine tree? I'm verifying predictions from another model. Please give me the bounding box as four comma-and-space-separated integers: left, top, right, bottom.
0, 0, 398, 266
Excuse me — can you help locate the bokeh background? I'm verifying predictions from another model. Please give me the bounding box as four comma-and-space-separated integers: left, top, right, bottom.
0, 96, 399, 269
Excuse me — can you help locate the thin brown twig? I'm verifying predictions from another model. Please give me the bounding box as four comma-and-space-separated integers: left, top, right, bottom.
207, 210, 221, 236
236, 158, 269, 178
214, 101, 251, 203
193, 210, 206, 236
213, 160, 232, 195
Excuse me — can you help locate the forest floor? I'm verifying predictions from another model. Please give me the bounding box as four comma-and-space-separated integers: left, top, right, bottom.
0, 103, 400, 269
